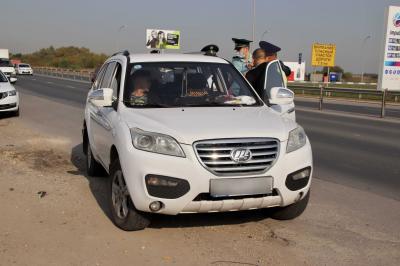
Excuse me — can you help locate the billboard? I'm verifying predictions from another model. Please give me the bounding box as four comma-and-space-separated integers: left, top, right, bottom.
284, 61, 306, 81
378, 6, 400, 91
311, 43, 336, 67
146, 29, 180, 50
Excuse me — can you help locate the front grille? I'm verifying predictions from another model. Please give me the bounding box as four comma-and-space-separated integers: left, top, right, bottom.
194, 138, 280, 176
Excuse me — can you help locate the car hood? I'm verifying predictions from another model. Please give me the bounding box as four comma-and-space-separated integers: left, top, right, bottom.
121, 106, 296, 144
0, 82, 15, 93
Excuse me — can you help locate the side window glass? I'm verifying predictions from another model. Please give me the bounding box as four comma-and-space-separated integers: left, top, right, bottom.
264, 61, 284, 99
93, 65, 107, 90
111, 63, 122, 101
100, 62, 116, 89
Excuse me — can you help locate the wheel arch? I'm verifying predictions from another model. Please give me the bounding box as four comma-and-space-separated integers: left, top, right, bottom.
110, 145, 119, 170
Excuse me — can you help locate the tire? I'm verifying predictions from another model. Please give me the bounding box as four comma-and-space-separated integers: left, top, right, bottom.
270, 191, 310, 220
86, 140, 104, 177
108, 158, 151, 231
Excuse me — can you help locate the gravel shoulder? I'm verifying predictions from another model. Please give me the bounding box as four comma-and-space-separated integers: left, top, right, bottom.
0, 113, 399, 266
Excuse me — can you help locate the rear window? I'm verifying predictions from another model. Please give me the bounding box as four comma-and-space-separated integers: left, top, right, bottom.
19, 64, 30, 68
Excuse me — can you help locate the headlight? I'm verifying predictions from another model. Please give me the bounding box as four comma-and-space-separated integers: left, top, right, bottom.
130, 128, 185, 157
8, 90, 17, 96
286, 126, 307, 153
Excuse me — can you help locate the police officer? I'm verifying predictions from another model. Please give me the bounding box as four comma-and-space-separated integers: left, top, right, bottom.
201, 44, 219, 56
259, 41, 291, 78
231, 38, 252, 74
245, 41, 291, 99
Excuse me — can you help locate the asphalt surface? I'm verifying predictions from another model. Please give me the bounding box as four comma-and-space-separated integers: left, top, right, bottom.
295, 97, 400, 119
12, 75, 400, 200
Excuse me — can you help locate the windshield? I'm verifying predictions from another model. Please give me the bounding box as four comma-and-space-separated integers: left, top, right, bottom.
0, 59, 12, 67
123, 62, 262, 108
0, 72, 8, 82
19, 64, 30, 68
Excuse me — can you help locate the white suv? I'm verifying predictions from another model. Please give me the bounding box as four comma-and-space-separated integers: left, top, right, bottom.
83, 51, 312, 231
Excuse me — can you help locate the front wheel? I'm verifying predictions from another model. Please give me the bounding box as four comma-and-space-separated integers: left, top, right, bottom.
108, 158, 151, 231
270, 191, 310, 220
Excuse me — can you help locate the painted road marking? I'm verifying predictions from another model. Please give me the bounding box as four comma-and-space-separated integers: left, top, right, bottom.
66, 85, 76, 89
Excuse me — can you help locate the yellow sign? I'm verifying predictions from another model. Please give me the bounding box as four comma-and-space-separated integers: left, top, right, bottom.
311, 43, 336, 67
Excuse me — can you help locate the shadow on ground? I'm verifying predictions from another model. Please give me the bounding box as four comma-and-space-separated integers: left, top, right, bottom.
70, 143, 271, 229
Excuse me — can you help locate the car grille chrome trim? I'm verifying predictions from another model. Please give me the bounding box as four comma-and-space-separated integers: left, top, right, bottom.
194, 138, 280, 176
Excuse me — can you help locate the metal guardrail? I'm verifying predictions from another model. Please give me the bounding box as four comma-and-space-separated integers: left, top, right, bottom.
33, 67, 93, 82
289, 84, 400, 118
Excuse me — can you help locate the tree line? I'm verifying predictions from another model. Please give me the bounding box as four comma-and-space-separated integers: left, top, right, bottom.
11, 46, 108, 69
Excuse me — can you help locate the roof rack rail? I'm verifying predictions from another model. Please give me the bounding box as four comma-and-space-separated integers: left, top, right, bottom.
112, 50, 130, 57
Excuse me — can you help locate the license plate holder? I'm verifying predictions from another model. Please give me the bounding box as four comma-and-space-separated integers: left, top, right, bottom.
210, 177, 273, 197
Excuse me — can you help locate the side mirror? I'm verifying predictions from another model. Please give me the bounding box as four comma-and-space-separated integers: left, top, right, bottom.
269, 87, 294, 105
88, 88, 113, 107
9, 77, 17, 84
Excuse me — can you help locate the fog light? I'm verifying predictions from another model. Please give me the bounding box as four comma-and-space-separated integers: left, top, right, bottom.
145, 175, 190, 199
291, 168, 311, 180
149, 201, 163, 212
286, 167, 311, 191
147, 176, 178, 187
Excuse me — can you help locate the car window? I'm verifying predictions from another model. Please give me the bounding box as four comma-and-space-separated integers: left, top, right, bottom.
92, 64, 107, 90
264, 61, 284, 99
124, 62, 262, 108
110, 63, 122, 101
100, 62, 116, 89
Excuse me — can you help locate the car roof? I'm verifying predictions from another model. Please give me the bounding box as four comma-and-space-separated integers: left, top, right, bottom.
124, 53, 230, 64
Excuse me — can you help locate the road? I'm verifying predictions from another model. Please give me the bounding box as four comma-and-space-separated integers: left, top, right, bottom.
14, 74, 400, 200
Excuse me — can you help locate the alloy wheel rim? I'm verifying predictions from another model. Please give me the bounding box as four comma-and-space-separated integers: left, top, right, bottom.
111, 170, 129, 219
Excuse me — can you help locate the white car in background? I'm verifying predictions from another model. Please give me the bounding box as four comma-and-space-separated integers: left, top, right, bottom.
83, 51, 312, 231
0, 71, 19, 116
15, 63, 33, 75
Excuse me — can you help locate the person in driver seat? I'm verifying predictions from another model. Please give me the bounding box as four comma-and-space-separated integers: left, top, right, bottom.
186, 73, 209, 97
130, 70, 152, 105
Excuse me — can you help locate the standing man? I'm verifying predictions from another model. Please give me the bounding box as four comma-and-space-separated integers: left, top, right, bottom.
231, 38, 252, 74
251, 48, 267, 68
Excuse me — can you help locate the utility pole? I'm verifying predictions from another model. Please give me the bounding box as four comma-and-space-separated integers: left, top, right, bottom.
360, 35, 371, 83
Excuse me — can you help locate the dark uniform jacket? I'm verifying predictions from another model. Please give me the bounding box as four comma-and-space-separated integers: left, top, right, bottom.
245, 61, 291, 99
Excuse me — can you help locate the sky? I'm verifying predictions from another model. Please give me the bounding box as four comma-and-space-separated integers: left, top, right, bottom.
1, 0, 399, 73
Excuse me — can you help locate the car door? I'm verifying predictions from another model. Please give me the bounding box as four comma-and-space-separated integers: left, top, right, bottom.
88, 63, 111, 164
264, 60, 296, 121
90, 61, 122, 167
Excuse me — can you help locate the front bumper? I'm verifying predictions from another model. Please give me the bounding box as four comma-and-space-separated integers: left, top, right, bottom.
17, 70, 33, 75
0, 94, 19, 112
119, 138, 312, 215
